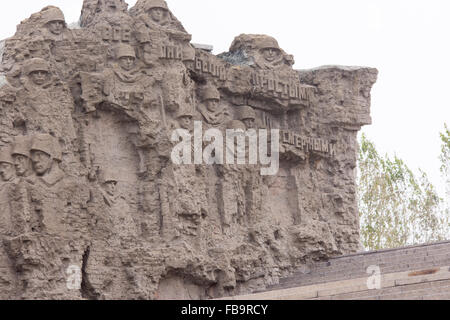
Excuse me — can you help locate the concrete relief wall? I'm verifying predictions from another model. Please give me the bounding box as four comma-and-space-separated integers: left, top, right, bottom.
0, 0, 377, 300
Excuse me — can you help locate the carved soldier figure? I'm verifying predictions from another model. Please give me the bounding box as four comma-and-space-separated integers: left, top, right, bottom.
103, 44, 156, 112
30, 134, 65, 188
116, 44, 138, 76
104, 44, 138, 106
168, 104, 194, 133
11, 136, 34, 233
41, 6, 72, 41
239, 106, 257, 130
228, 34, 294, 71
132, 0, 192, 61
218, 119, 264, 230
234, 112, 265, 224
26, 134, 68, 235
257, 36, 284, 69
10, 6, 72, 42
100, 169, 137, 239
12, 136, 33, 179
134, 0, 186, 33
21, 58, 76, 144
0, 142, 16, 294
253, 35, 295, 70
24, 58, 51, 88
0, 148, 17, 184
0, 147, 16, 236
101, 169, 119, 206
170, 105, 210, 237
217, 120, 247, 231
197, 85, 230, 129
146, 0, 170, 26
176, 107, 195, 131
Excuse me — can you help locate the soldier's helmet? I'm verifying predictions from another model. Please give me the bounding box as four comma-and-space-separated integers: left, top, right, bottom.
23, 58, 50, 76
12, 136, 31, 158
176, 107, 194, 119
115, 44, 136, 59
202, 86, 221, 101
42, 6, 66, 24
227, 120, 247, 131
239, 106, 257, 121
102, 169, 119, 183
256, 36, 280, 51
0, 147, 14, 165
229, 34, 281, 53
144, 0, 169, 11
30, 134, 62, 162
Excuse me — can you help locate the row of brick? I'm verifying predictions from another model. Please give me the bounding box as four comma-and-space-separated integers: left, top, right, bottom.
224, 265, 450, 300
310, 241, 450, 270
316, 279, 450, 300
288, 255, 449, 286
269, 241, 450, 291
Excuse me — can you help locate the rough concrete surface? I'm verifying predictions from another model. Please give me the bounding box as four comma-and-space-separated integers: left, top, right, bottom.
0, 0, 377, 300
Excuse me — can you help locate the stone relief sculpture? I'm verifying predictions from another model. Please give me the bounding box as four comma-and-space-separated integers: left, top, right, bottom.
238, 106, 257, 130
197, 85, 230, 129
0, 148, 15, 236
228, 34, 294, 70
100, 168, 138, 238
0, 0, 378, 300
41, 7, 73, 41
12, 136, 33, 179
175, 107, 194, 131
29, 134, 65, 188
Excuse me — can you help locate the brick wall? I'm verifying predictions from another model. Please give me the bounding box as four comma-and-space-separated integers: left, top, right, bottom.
221, 241, 450, 300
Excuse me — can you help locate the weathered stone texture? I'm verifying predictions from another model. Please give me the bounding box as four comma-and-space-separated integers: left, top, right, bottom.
0, 0, 377, 300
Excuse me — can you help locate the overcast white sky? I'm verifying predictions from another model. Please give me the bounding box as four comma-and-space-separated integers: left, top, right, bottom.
1, 0, 449, 195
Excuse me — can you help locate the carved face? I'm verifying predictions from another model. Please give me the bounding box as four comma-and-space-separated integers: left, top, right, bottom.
13, 154, 31, 177
104, 181, 117, 197
242, 118, 256, 129
149, 8, 168, 24
205, 99, 220, 113
261, 48, 281, 63
178, 116, 193, 131
31, 150, 53, 176
119, 56, 136, 71
48, 21, 64, 35
29, 70, 50, 86
0, 162, 15, 182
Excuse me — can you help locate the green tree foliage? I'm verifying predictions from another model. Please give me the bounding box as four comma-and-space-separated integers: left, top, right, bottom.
439, 124, 450, 224
358, 133, 449, 251
439, 124, 450, 196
